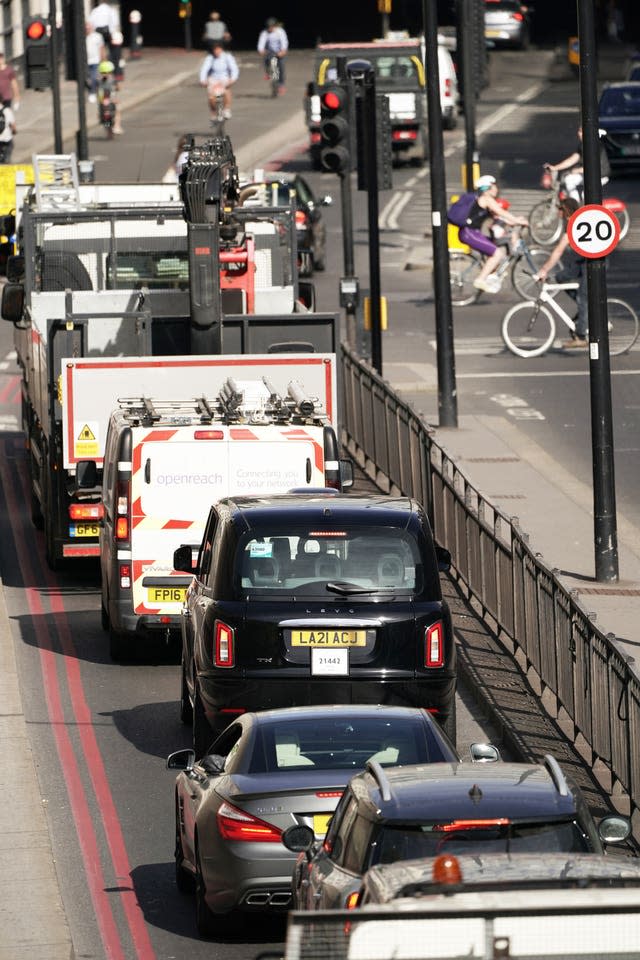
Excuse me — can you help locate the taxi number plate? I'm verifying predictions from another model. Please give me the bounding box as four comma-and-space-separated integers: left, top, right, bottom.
147, 587, 187, 603
70, 523, 100, 538
291, 630, 367, 647
313, 814, 332, 837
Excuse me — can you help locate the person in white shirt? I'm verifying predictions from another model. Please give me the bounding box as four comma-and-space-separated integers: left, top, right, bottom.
85, 22, 105, 103
198, 40, 239, 121
0, 104, 16, 163
89, 1, 118, 59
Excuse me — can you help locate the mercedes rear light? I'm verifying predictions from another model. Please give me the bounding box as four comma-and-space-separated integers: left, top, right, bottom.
216, 801, 282, 842
392, 129, 418, 142
425, 621, 444, 667
214, 620, 235, 667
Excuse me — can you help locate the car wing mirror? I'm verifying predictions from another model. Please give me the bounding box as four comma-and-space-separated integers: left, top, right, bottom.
1, 282, 24, 324
281, 824, 315, 854
167, 748, 196, 771
598, 814, 631, 845
339, 458, 354, 490
435, 545, 452, 572
470, 742, 501, 763
173, 544, 196, 573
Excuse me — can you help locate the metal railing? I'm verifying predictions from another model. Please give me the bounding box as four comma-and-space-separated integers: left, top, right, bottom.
341, 342, 640, 838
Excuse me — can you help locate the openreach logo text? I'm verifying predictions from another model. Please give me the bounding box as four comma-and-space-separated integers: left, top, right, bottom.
156, 472, 224, 486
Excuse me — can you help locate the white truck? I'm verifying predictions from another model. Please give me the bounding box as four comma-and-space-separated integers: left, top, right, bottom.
91, 354, 351, 657
284, 883, 640, 960
2, 154, 338, 568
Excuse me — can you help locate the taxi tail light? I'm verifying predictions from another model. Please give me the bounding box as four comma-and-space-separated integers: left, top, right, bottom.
217, 801, 282, 842
512, 11, 524, 20
425, 621, 444, 667
119, 563, 131, 590
392, 129, 418, 142
116, 479, 130, 542
69, 502, 104, 521
214, 620, 235, 667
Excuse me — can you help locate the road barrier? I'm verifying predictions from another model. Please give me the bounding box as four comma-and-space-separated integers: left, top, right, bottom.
341, 342, 640, 840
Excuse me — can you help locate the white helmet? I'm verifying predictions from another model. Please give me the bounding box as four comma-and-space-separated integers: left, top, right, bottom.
476, 174, 497, 191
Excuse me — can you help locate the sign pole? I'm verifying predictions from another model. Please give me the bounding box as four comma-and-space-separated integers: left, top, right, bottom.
577, 0, 618, 582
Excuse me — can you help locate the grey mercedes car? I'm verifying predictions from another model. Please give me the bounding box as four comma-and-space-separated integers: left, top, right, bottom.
167, 704, 460, 937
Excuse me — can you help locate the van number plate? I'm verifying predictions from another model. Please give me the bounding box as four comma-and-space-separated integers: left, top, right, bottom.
290, 630, 367, 647
69, 523, 100, 538
147, 587, 187, 603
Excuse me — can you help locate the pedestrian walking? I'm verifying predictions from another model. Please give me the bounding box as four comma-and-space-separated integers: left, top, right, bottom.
85, 22, 105, 103
0, 103, 17, 163
89, 1, 119, 61
0, 51, 19, 109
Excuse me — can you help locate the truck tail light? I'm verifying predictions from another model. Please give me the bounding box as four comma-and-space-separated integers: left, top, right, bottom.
216, 801, 282, 842
119, 563, 131, 589
69, 502, 104, 520
346, 891, 361, 909
425, 621, 444, 667
214, 620, 235, 667
116, 479, 130, 542
295, 210, 308, 227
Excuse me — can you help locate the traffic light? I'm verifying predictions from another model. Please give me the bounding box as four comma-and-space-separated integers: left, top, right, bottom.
24, 16, 51, 90
178, 0, 192, 18
319, 83, 351, 174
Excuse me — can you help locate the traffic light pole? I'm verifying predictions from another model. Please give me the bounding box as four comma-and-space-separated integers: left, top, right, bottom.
49, 0, 63, 153
358, 70, 383, 375
339, 169, 358, 348
423, 0, 457, 428
72, 0, 88, 160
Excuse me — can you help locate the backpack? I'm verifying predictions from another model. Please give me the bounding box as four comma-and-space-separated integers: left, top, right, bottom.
446, 191, 476, 227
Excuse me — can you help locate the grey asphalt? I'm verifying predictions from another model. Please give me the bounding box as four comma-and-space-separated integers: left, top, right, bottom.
1, 43, 639, 960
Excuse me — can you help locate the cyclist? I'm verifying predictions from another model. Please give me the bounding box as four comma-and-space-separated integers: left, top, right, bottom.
257, 17, 289, 95
97, 59, 123, 135
199, 39, 239, 121
458, 175, 528, 294
545, 127, 584, 201
534, 195, 588, 349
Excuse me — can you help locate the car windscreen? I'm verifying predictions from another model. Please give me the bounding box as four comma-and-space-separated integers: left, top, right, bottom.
371, 820, 593, 864
600, 87, 640, 117
322, 55, 420, 86
250, 715, 455, 773
236, 525, 424, 597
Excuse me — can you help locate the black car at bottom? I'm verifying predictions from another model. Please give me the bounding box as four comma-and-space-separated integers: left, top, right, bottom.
175, 493, 456, 756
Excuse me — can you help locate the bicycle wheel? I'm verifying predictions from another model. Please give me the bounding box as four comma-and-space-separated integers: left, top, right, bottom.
270, 58, 279, 97
511, 247, 549, 300
501, 300, 556, 357
606, 298, 639, 356
449, 251, 482, 306
613, 206, 630, 242
529, 198, 562, 246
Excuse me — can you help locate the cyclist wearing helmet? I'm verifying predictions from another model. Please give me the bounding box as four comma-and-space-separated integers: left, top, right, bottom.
257, 17, 289, 94
97, 58, 123, 135
459, 174, 528, 293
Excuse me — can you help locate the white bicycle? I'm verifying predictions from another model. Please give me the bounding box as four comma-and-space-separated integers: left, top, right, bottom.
501, 280, 639, 358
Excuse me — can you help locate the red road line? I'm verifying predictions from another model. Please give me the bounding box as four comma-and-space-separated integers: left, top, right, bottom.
2, 452, 152, 960
50, 593, 157, 960
0, 373, 19, 404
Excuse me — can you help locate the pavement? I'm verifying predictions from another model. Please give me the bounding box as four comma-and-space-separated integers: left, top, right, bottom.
1, 40, 639, 960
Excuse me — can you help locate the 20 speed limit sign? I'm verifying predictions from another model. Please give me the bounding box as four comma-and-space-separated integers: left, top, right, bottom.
567, 204, 620, 259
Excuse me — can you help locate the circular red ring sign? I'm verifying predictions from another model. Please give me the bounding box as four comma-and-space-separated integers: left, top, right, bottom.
567, 204, 620, 259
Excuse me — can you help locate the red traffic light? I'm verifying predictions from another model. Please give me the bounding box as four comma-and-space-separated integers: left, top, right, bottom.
26, 18, 46, 41
321, 88, 347, 113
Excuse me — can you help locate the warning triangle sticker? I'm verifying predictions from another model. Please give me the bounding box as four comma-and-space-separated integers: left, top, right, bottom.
78, 424, 96, 441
